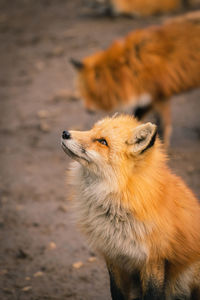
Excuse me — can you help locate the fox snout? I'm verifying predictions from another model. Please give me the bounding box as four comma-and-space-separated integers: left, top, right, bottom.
61, 130, 92, 164
62, 130, 71, 140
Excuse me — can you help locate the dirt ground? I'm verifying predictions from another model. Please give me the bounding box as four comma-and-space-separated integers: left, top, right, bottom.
0, 1, 200, 299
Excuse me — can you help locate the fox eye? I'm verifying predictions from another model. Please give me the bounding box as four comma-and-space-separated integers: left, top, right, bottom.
97, 138, 108, 147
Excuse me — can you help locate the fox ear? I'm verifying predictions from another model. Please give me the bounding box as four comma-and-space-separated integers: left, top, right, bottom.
129, 122, 157, 154
70, 58, 84, 70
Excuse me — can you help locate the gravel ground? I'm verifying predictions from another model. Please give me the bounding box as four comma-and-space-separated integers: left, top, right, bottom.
0, 1, 199, 299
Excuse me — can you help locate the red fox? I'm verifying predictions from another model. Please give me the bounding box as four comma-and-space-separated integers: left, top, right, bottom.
91, 0, 200, 16
70, 12, 200, 146
61, 114, 200, 300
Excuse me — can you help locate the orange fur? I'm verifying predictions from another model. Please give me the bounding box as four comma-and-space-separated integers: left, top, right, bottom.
72, 13, 200, 146
94, 0, 200, 16
62, 115, 200, 299
77, 15, 200, 108
109, 0, 182, 16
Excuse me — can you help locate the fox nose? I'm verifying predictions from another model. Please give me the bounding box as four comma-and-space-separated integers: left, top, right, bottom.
62, 130, 71, 140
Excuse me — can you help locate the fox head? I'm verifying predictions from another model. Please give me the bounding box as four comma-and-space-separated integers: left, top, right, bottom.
70, 40, 140, 112
61, 115, 159, 180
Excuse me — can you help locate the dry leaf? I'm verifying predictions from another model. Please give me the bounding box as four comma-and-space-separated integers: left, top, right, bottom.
88, 256, 97, 263
22, 286, 32, 292
33, 271, 44, 277
25, 277, 31, 281
48, 242, 56, 250
73, 261, 83, 269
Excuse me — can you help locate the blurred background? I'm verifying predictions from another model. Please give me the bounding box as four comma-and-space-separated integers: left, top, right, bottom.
0, 0, 200, 299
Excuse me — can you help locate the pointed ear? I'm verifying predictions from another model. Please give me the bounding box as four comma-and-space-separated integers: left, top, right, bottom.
70, 58, 84, 71
129, 122, 157, 154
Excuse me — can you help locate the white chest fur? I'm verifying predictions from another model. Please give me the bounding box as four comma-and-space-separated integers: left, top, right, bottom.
70, 163, 148, 269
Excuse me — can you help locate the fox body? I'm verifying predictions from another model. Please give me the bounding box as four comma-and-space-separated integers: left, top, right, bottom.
61, 115, 200, 300
107, 0, 181, 16
91, 0, 200, 16
71, 13, 200, 146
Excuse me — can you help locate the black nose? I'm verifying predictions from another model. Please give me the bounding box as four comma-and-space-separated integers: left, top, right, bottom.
62, 130, 71, 140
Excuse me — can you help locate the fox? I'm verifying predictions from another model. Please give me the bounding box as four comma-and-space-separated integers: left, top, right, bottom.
61, 114, 200, 300
90, 0, 200, 16
70, 12, 200, 146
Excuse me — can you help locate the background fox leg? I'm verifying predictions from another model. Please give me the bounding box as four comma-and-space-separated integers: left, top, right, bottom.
133, 99, 171, 147
133, 103, 153, 121
154, 99, 172, 147
141, 261, 166, 300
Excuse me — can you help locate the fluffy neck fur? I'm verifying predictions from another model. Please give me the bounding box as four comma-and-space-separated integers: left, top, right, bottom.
68, 144, 168, 268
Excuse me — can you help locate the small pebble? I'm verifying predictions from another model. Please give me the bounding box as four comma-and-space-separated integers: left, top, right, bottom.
73, 261, 83, 269
22, 286, 32, 292
88, 256, 97, 263
48, 242, 56, 250
25, 277, 31, 281
33, 271, 44, 277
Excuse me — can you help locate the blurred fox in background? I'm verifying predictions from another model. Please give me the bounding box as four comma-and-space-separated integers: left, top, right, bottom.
71, 12, 200, 146
90, 0, 200, 16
